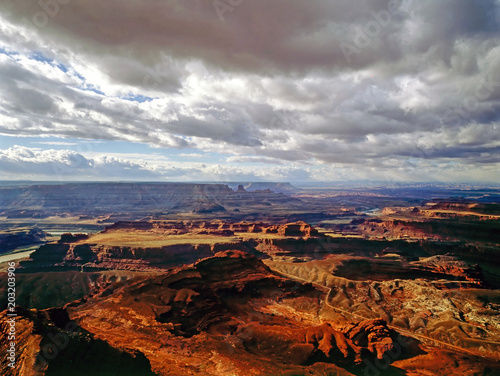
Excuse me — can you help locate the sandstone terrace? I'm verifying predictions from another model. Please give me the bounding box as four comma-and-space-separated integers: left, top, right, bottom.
72, 220, 321, 248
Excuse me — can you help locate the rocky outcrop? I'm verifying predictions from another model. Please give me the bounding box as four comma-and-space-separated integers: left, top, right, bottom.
0, 308, 156, 376
62, 251, 400, 375
342, 318, 394, 361
20, 220, 325, 272
358, 202, 500, 244
0, 270, 147, 311
58, 233, 89, 243
104, 220, 322, 238
278, 221, 320, 237
226, 182, 298, 193
0, 228, 48, 253
26, 243, 70, 267
0, 311, 41, 376
20, 243, 217, 272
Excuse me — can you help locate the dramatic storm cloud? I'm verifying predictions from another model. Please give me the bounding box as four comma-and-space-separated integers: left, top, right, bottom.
0, 0, 499, 183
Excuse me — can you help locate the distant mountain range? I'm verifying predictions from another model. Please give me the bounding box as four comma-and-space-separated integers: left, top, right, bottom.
0, 182, 300, 219
225, 182, 298, 193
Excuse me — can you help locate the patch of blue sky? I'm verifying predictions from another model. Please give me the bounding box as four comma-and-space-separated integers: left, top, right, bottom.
121, 94, 155, 103
29, 51, 68, 73
29, 51, 52, 63
79, 84, 105, 96
0, 47, 16, 56
70, 69, 86, 82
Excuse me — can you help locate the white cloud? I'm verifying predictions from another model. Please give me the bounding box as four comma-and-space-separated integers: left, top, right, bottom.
34, 141, 77, 146
0, 146, 497, 184
0, 146, 158, 180
178, 153, 205, 158
0, 0, 499, 183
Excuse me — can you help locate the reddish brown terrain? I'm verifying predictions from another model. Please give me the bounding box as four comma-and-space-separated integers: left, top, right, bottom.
1, 211, 500, 375
1, 183, 500, 376
6, 247, 498, 376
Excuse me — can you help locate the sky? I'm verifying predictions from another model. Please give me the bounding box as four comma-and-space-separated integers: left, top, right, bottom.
0, 0, 499, 184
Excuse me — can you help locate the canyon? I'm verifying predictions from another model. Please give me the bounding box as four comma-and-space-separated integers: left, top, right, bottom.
1, 182, 499, 375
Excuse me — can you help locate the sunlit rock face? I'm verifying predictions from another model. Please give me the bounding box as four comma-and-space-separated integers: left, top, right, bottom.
2, 251, 404, 376
2, 207, 500, 375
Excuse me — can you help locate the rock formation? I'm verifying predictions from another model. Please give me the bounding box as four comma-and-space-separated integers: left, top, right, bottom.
1, 251, 403, 376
